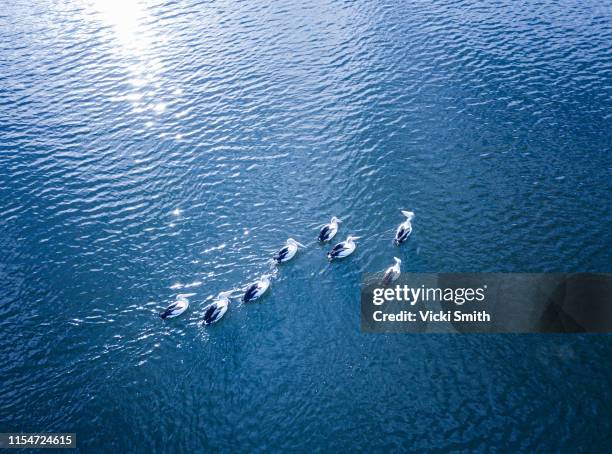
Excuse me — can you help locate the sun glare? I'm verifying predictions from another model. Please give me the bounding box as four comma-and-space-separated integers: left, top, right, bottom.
92, 0, 151, 52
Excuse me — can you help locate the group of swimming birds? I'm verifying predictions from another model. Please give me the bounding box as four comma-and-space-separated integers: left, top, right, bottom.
159, 210, 416, 325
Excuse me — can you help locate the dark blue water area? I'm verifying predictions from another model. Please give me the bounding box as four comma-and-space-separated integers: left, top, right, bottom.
1, 0, 611, 451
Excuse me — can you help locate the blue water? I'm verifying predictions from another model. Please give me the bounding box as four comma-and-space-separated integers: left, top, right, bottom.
1, 0, 611, 451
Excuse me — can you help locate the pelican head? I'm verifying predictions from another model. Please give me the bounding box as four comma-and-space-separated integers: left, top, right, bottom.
346, 235, 361, 242
331, 216, 342, 224
218, 290, 233, 299
287, 238, 305, 248
401, 210, 415, 221
394, 257, 401, 265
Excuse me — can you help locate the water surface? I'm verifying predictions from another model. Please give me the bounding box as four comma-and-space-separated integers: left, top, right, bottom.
1, 0, 611, 451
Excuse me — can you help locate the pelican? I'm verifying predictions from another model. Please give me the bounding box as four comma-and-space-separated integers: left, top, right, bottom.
159, 298, 189, 319
273, 238, 305, 263
318, 216, 342, 242
243, 275, 271, 302
327, 235, 360, 261
382, 257, 401, 285
202, 291, 232, 325
394, 210, 415, 245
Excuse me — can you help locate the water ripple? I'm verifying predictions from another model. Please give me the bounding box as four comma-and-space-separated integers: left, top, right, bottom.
1, 0, 611, 451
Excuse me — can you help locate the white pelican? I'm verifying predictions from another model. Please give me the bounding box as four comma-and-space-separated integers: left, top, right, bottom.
273, 238, 305, 263
160, 298, 189, 319
242, 275, 271, 303
202, 291, 232, 325
327, 235, 360, 261
382, 257, 401, 285
318, 216, 342, 242
394, 210, 415, 245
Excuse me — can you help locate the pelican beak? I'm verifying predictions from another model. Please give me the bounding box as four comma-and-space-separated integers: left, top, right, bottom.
296, 242, 306, 248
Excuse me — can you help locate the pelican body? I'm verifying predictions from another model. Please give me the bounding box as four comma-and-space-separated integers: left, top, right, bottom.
394, 210, 415, 245
202, 291, 232, 325
243, 275, 271, 302
273, 238, 305, 263
318, 217, 341, 242
160, 298, 189, 319
382, 257, 401, 285
327, 235, 360, 261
